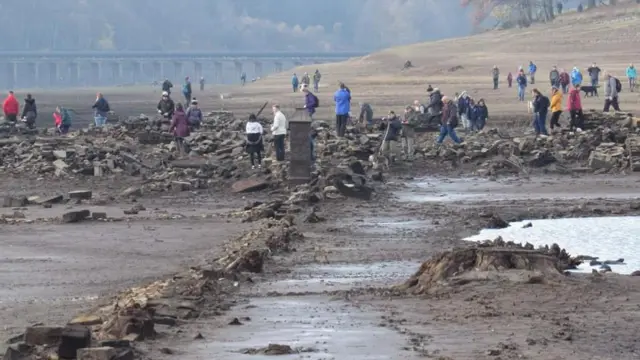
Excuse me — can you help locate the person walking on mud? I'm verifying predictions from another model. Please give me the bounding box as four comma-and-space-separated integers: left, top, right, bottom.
436, 96, 462, 145
157, 91, 175, 121
170, 103, 190, 156
21, 94, 37, 129
313, 70, 321, 92
626, 63, 637, 92
531, 88, 549, 136
271, 104, 287, 162
492, 66, 500, 90
162, 78, 173, 95
291, 73, 299, 93
567, 84, 584, 131
245, 114, 264, 169
549, 87, 563, 131
528, 61, 537, 84
182, 77, 192, 105
54, 106, 72, 135
507, 72, 513, 88
516, 70, 527, 101
587, 63, 601, 87
301, 72, 311, 88
92, 93, 110, 127
199, 77, 205, 91
603, 72, 621, 112
241, 72, 247, 86
2, 91, 19, 124
334, 83, 351, 137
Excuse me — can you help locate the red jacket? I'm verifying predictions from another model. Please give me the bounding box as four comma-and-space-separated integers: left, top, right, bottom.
567, 89, 582, 111
2, 94, 19, 115
53, 112, 62, 126
559, 72, 570, 86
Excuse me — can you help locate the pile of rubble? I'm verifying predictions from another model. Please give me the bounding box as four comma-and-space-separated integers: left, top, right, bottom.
418, 111, 639, 176
0, 110, 386, 201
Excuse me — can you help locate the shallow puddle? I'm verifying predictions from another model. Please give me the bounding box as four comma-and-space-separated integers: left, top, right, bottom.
185, 296, 420, 360
466, 216, 640, 274
249, 261, 419, 294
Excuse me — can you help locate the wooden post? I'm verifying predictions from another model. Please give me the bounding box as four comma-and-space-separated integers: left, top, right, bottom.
288, 108, 312, 185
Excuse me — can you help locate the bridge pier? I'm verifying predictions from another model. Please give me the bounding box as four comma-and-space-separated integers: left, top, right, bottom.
174, 62, 183, 80
194, 62, 202, 81
48, 62, 59, 87
234, 61, 243, 81
254, 61, 263, 78
214, 62, 223, 84
152, 61, 162, 81
68, 62, 80, 87
293, 60, 303, 67
5, 62, 16, 90
132, 61, 143, 83
109, 62, 122, 85
274, 61, 283, 73
90, 62, 101, 85
25, 62, 38, 89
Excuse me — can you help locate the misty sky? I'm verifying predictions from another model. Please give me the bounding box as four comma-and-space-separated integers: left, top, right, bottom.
0, 0, 472, 52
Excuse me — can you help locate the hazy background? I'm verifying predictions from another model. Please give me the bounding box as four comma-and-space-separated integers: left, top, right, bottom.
0, 0, 471, 52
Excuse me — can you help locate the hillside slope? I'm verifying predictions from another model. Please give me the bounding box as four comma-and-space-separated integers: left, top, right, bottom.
236, 4, 640, 119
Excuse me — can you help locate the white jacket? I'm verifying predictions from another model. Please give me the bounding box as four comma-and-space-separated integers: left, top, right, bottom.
246, 121, 263, 134
271, 111, 287, 135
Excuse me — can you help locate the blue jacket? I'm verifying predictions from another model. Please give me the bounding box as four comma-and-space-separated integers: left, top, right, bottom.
627, 66, 637, 79
470, 104, 488, 121
334, 89, 351, 115
517, 74, 527, 87
305, 92, 318, 114
571, 69, 582, 84
292, 76, 299, 86
457, 96, 470, 115
529, 63, 537, 73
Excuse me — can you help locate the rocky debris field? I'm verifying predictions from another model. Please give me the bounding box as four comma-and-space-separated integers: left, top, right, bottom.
418, 111, 640, 176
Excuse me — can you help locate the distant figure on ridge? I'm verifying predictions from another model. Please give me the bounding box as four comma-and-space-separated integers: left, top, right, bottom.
313, 70, 321, 92
492, 65, 500, 90
587, 62, 601, 87
199, 77, 205, 91
626, 63, 636, 92
241, 72, 246, 86
528, 61, 537, 84
291, 73, 299, 93
21, 93, 37, 129
182, 77, 192, 106
301, 72, 311, 87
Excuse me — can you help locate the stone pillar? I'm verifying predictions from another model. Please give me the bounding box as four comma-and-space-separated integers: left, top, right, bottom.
214, 62, 223, 84
68, 62, 80, 87
132, 61, 143, 83
152, 62, 162, 81
5, 62, 16, 90
274, 61, 283, 73
234, 60, 243, 81
293, 60, 303, 67
194, 62, 202, 80
174, 62, 183, 80
48, 62, 58, 87
110, 62, 122, 85
288, 108, 312, 186
254, 61, 263, 78
90, 62, 101, 85
26, 62, 38, 89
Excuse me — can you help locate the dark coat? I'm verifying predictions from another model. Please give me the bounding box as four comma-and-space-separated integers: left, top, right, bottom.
22, 97, 37, 119
157, 98, 175, 117
384, 116, 402, 141
170, 110, 190, 138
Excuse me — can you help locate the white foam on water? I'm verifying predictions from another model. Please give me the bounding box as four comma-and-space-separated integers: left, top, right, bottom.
465, 216, 640, 275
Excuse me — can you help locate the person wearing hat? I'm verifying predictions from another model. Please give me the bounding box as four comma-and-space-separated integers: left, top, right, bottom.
157, 91, 175, 120
549, 86, 563, 130
186, 98, 203, 129
245, 113, 264, 169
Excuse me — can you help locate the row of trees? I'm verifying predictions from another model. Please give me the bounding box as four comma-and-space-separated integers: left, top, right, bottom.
461, 0, 627, 28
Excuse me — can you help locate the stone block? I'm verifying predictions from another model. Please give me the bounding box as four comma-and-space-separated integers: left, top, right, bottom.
53, 159, 68, 170
231, 179, 269, 193
61, 210, 91, 223
37, 195, 64, 205
53, 150, 67, 160
68, 190, 92, 200
3, 196, 27, 208
93, 166, 103, 177
121, 186, 142, 198
91, 212, 107, 220
57, 326, 91, 359
76, 347, 116, 360
114, 349, 135, 360
171, 181, 192, 191
69, 315, 102, 326
23, 326, 63, 346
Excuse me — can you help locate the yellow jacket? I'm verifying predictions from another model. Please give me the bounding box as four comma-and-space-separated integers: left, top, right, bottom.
550, 91, 563, 112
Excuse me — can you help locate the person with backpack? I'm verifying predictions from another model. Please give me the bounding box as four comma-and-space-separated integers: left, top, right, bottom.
91, 92, 110, 127
531, 88, 549, 136
186, 99, 203, 129
567, 84, 584, 131
549, 87, 563, 131
626, 63, 637, 92
436, 96, 462, 144
516, 70, 527, 101
302, 85, 319, 119
54, 106, 72, 135
182, 77, 192, 105
604, 72, 621, 112
21, 94, 37, 129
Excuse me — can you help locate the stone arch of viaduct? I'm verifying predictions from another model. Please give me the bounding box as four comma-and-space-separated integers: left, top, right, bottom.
0, 51, 365, 89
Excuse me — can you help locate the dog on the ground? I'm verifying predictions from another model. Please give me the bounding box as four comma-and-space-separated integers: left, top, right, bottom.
580, 85, 599, 97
